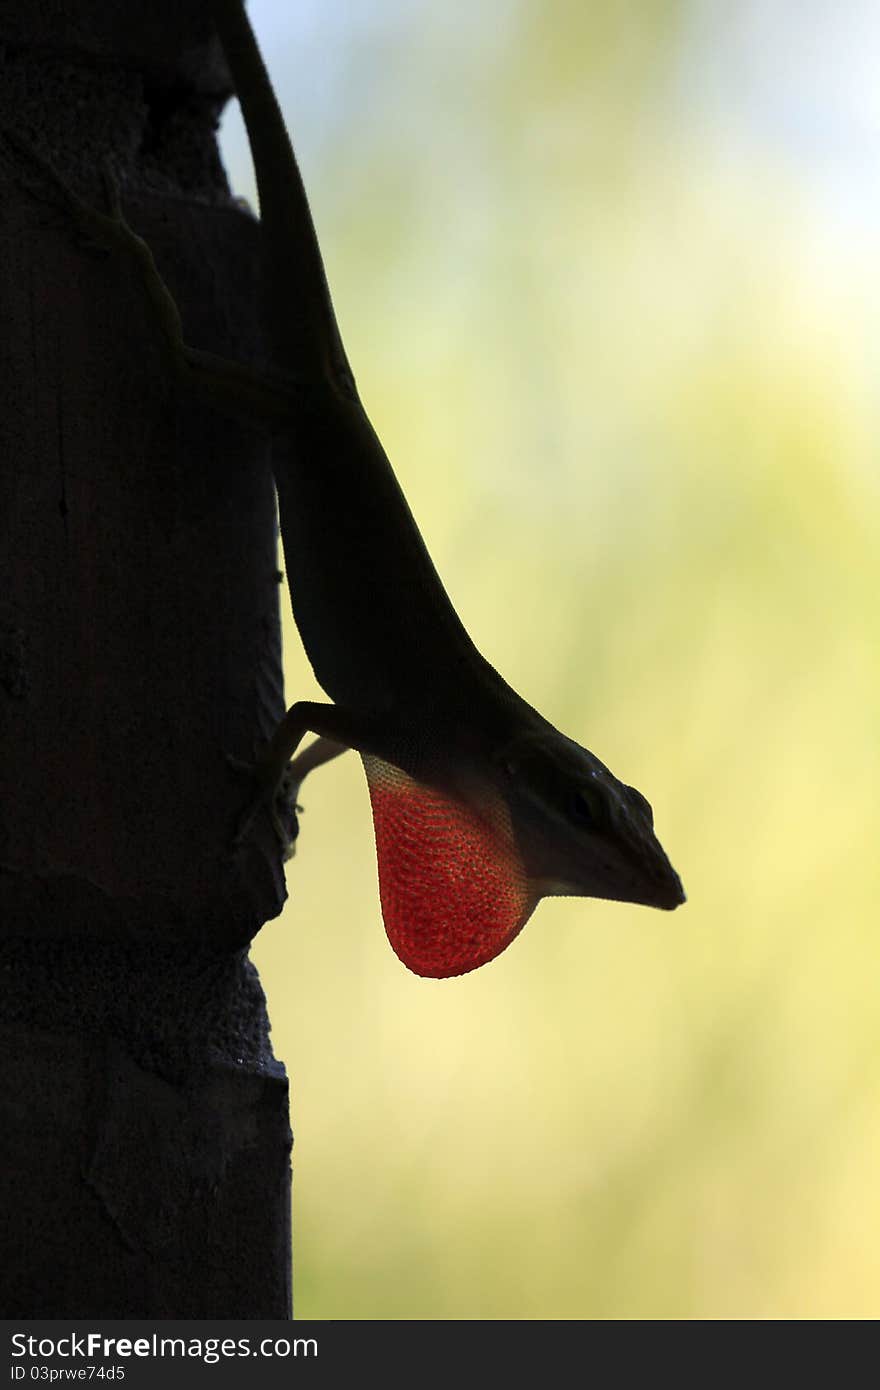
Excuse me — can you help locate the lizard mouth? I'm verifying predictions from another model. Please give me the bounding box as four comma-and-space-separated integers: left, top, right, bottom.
538, 858, 686, 912
654, 872, 686, 910
622, 859, 686, 911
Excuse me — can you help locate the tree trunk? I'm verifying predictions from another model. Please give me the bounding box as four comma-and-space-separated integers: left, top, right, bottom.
0, 0, 292, 1317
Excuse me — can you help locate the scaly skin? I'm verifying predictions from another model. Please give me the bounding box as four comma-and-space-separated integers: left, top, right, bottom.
2, 4, 685, 976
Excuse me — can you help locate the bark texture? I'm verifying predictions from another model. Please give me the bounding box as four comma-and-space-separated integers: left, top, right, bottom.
0, 0, 293, 1316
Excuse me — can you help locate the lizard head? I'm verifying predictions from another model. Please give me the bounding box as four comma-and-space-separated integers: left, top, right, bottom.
493, 727, 685, 913
361, 726, 683, 980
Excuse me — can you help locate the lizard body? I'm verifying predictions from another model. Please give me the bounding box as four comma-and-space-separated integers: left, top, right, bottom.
5, 3, 685, 977
210, 0, 684, 976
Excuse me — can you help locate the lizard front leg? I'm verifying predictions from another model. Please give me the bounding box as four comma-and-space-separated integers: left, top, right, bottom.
235, 701, 383, 854
0, 131, 319, 428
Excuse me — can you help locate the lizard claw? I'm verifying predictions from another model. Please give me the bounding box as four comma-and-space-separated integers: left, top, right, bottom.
1, 131, 155, 275
67, 162, 125, 255
98, 158, 123, 223
226, 750, 300, 857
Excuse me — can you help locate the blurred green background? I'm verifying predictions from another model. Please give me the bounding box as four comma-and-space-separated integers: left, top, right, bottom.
222, 0, 880, 1319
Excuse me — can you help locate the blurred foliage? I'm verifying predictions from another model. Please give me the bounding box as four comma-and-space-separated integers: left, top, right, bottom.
224, 0, 880, 1318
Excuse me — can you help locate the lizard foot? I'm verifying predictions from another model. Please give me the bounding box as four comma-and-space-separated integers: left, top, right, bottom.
2, 132, 186, 359
1, 132, 122, 251
227, 751, 301, 858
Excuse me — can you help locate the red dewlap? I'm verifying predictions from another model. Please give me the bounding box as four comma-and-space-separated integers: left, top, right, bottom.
362, 755, 533, 978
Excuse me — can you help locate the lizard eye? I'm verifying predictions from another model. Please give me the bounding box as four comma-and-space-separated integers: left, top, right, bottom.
567, 787, 602, 829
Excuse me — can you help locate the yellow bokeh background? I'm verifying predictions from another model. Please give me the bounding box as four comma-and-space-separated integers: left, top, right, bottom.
223, 0, 880, 1318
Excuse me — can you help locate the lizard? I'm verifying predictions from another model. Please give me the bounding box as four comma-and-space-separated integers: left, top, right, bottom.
3, 0, 685, 978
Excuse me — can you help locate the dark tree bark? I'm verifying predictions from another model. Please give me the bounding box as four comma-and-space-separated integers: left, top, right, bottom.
0, 0, 292, 1317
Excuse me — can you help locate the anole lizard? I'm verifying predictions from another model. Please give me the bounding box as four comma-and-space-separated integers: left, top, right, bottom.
5, 1, 685, 978
211, 0, 685, 977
